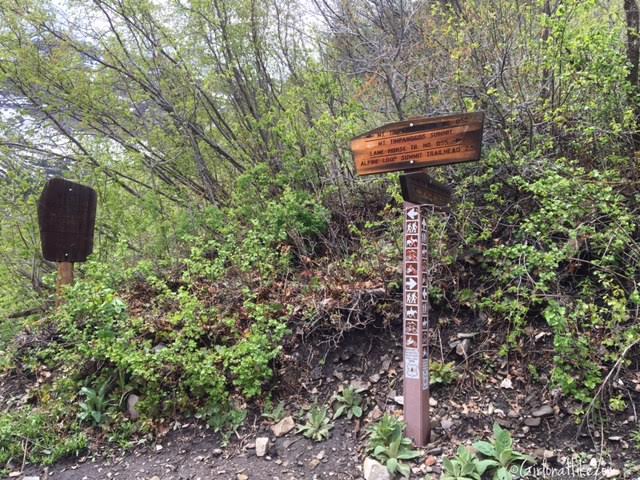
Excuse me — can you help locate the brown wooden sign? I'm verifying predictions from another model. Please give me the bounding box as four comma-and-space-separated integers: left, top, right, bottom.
351, 112, 484, 176
400, 171, 452, 207
38, 178, 97, 263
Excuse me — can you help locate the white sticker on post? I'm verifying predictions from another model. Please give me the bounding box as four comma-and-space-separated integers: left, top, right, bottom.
405, 348, 419, 379
422, 358, 430, 390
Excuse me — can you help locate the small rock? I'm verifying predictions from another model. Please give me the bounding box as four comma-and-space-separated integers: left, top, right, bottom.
381, 355, 392, 371
363, 457, 391, 480
429, 397, 438, 407
524, 417, 541, 427
316, 450, 325, 460
7, 472, 20, 478
457, 332, 478, 339
394, 396, 404, 406
126, 394, 140, 420
425, 456, 437, 466
543, 450, 556, 460
271, 416, 295, 437
441, 417, 454, 431
369, 373, 381, 383
237, 474, 249, 480
522, 426, 530, 434
333, 371, 344, 381
255, 437, 269, 457
149, 477, 160, 480
24, 477, 41, 480
212, 448, 223, 456
589, 457, 599, 469
350, 378, 370, 392
155, 444, 163, 452
455, 339, 471, 357
500, 377, 513, 389
368, 405, 383, 421
604, 468, 621, 478
608, 436, 622, 442
531, 405, 554, 417
309, 459, 321, 470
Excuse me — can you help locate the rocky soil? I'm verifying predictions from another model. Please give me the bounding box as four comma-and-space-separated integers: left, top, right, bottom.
5, 319, 640, 480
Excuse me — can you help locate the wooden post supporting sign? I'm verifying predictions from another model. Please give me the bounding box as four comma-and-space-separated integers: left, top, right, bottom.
56, 262, 75, 307
403, 203, 430, 446
350, 112, 484, 446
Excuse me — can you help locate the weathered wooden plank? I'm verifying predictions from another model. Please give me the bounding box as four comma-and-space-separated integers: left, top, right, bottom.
38, 178, 97, 262
399, 171, 452, 207
351, 112, 484, 176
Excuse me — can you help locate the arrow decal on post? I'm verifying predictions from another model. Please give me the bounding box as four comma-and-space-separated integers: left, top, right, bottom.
407, 208, 418, 220
406, 277, 418, 290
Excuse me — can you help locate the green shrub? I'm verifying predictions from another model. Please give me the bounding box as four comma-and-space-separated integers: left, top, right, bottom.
367, 414, 421, 478
0, 409, 87, 475
298, 405, 333, 442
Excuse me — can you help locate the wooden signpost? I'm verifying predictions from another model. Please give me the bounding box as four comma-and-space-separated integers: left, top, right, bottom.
351, 112, 484, 446
350, 112, 484, 176
400, 171, 452, 207
38, 178, 97, 304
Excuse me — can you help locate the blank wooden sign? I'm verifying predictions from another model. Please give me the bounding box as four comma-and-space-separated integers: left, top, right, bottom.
38, 178, 97, 263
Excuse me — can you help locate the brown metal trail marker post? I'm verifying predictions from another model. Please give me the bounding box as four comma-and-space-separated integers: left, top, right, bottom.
350, 112, 484, 446
38, 178, 97, 306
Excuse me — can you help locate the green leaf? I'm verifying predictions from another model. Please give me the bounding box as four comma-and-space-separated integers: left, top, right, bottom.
476, 459, 500, 475
494, 423, 513, 453
495, 466, 512, 480
498, 449, 513, 466
443, 458, 456, 475
373, 445, 387, 457
386, 457, 399, 474
397, 449, 422, 460
352, 405, 363, 418
397, 461, 411, 478
473, 440, 497, 457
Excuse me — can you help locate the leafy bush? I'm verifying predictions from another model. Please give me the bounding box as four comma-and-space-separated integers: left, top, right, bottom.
31, 270, 289, 436
430, 361, 459, 386
262, 400, 288, 423
443, 424, 533, 480
78, 380, 112, 426
332, 386, 364, 420
0, 409, 87, 475
367, 415, 421, 478
298, 405, 333, 442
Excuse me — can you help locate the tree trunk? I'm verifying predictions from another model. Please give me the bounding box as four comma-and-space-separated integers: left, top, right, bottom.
624, 0, 640, 151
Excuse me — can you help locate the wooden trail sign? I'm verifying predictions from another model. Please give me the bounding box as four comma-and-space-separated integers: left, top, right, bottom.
351, 112, 484, 176
350, 111, 484, 447
38, 178, 97, 263
400, 171, 452, 207
38, 178, 97, 303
